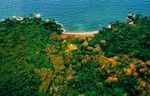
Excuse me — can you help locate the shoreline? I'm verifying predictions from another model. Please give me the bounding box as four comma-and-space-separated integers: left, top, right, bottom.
62, 31, 99, 36
0, 14, 99, 36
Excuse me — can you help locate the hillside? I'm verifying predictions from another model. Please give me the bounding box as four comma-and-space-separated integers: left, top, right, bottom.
0, 14, 150, 96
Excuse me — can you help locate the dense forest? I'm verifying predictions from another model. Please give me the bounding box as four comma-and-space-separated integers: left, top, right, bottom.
0, 14, 150, 96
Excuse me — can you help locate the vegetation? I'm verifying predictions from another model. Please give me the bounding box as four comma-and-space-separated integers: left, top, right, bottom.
0, 15, 63, 95
0, 14, 150, 96
91, 14, 150, 61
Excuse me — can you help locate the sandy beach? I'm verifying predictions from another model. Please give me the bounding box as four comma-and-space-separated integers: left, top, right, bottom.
61, 31, 99, 39
62, 31, 98, 36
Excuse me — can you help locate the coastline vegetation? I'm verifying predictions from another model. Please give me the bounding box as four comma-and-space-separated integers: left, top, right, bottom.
0, 14, 150, 96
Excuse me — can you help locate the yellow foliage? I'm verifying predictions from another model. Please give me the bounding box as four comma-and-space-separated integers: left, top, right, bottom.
146, 60, 150, 66
66, 64, 75, 80
68, 44, 78, 50
87, 46, 94, 51
96, 54, 108, 63
107, 56, 118, 67
130, 64, 136, 71
136, 78, 150, 94
50, 55, 65, 73
50, 33, 61, 41
81, 55, 90, 64
35, 68, 56, 93
45, 45, 59, 57
82, 41, 88, 46
78, 94, 85, 96
87, 35, 94, 41
94, 44, 101, 52
139, 68, 147, 73
49, 85, 59, 94
133, 72, 139, 76
64, 52, 74, 62
95, 55, 119, 71
100, 40, 106, 44
139, 79, 147, 87
62, 40, 66, 43
56, 75, 63, 81
35, 51, 40, 57
95, 54, 109, 70
65, 44, 78, 52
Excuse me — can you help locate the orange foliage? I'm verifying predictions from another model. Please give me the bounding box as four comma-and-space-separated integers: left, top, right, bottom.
65, 44, 78, 52
130, 64, 136, 71
68, 44, 78, 50
106, 77, 118, 82
123, 68, 132, 75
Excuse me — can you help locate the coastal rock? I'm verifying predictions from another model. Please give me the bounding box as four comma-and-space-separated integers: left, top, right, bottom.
129, 22, 134, 25
127, 13, 136, 21
45, 19, 50, 22
107, 24, 112, 29
34, 13, 41, 18
16, 17, 23, 21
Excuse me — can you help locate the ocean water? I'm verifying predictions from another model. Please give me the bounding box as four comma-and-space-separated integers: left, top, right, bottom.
0, 0, 150, 32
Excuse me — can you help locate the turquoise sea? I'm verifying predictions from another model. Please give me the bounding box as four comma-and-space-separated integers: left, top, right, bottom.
0, 0, 150, 32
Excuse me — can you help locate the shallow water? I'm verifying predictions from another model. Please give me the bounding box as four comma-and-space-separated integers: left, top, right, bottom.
0, 0, 150, 32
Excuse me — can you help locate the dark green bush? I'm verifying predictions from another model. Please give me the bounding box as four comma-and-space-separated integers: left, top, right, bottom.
92, 15, 150, 61
0, 16, 63, 95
